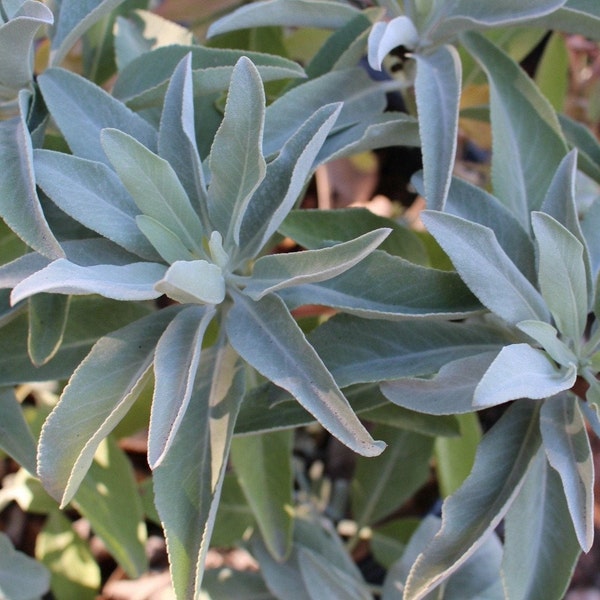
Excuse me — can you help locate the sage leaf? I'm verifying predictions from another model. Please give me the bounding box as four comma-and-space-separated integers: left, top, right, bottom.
154, 260, 225, 305
517, 320, 578, 366
0, 386, 37, 474
367, 16, 419, 71
28, 293, 70, 366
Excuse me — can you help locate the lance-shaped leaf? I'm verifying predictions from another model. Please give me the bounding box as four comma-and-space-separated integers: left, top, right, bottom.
11, 259, 167, 304
154, 342, 245, 600
244, 229, 390, 300
559, 113, 600, 183
154, 260, 225, 305
0, 1, 53, 95
207, 0, 360, 37
226, 291, 385, 457
540, 395, 594, 551
149, 306, 215, 469
38, 68, 157, 165
532, 211, 588, 342
231, 430, 294, 562
34, 149, 160, 261
158, 53, 208, 227
238, 103, 342, 261
277, 250, 481, 320
28, 294, 70, 366
460, 31, 567, 227
404, 401, 542, 600
0, 387, 37, 474
136, 216, 195, 265
473, 343, 577, 408
207, 57, 266, 248
309, 314, 512, 387
422, 211, 550, 324
381, 351, 499, 415
517, 319, 578, 366
0, 94, 64, 259
37, 307, 180, 506
101, 128, 204, 256
413, 45, 461, 211
529, 0, 600, 40
502, 448, 581, 600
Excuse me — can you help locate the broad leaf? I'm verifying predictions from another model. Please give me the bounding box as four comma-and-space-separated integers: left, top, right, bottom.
149, 305, 215, 468
414, 45, 461, 210
404, 402, 541, 599
0, 386, 37, 473
28, 293, 70, 366
231, 430, 294, 561
540, 395, 594, 551
37, 307, 180, 505
11, 259, 167, 303
226, 291, 385, 457
207, 57, 266, 248
422, 211, 550, 324
532, 211, 588, 341
502, 449, 581, 600
244, 229, 390, 300
460, 31, 568, 227
38, 67, 157, 164
154, 341, 245, 600
474, 343, 577, 408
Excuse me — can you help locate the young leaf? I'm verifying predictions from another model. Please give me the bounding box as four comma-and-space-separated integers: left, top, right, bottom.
243, 229, 390, 300
231, 430, 294, 562
540, 395, 594, 551
154, 261, 225, 305
226, 291, 385, 457
517, 319, 578, 366
532, 211, 588, 342
136, 216, 195, 264
11, 259, 167, 304
473, 343, 577, 408
502, 448, 581, 600
367, 16, 419, 71
36, 307, 180, 505
207, 56, 266, 248
0, 386, 37, 474
28, 293, 70, 366
414, 44, 461, 211
422, 211, 550, 325
149, 306, 215, 469
38, 68, 157, 165
101, 128, 204, 255
404, 401, 542, 599
153, 342, 245, 600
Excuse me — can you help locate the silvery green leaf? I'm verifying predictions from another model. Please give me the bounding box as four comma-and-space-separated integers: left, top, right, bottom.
33, 149, 160, 261
277, 250, 481, 320
51, 0, 127, 66
238, 103, 342, 261
101, 128, 204, 256
532, 211, 588, 341
0, 532, 50, 600
559, 114, 600, 183
310, 314, 512, 387
38, 68, 157, 165
207, 0, 360, 38
0, 386, 37, 473
473, 343, 577, 408
263, 68, 385, 156
367, 16, 419, 71
540, 395, 594, 551
154, 342, 245, 599
114, 10, 193, 71
37, 307, 180, 506
502, 448, 581, 600
0, 1, 53, 95
460, 31, 568, 227
413, 45, 461, 211
158, 53, 208, 227
154, 260, 225, 305
149, 306, 215, 469
207, 57, 266, 248
136, 216, 195, 264
413, 172, 536, 283
226, 291, 385, 458
381, 352, 499, 415
231, 431, 294, 561
28, 294, 70, 366
201, 568, 275, 599
404, 402, 541, 600
529, 0, 600, 40
422, 211, 550, 324
0, 94, 64, 259
517, 320, 578, 366
11, 259, 166, 304
244, 229, 390, 300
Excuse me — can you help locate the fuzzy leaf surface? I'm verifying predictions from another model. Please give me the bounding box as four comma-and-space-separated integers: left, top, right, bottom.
28, 293, 70, 366
0, 387, 37, 473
